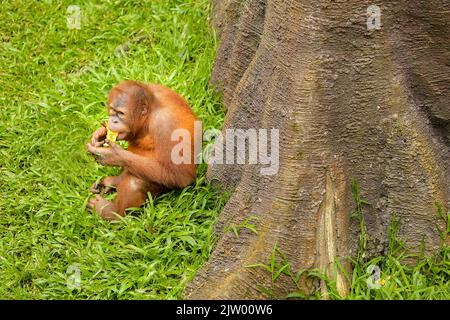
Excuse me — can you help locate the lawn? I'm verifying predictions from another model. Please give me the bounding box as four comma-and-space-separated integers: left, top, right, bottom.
0, 0, 227, 299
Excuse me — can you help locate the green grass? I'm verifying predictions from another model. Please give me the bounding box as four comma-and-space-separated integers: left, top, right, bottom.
0, 0, 228, 299
252, 242, 450, 300
247, 181, 449, 300
345, 181, 450, 300
248, 231, 449, 300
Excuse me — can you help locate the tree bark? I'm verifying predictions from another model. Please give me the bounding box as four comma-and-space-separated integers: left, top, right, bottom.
186, 0, 450, 299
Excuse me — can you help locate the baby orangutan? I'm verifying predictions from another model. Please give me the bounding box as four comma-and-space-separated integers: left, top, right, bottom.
86, 80, 197, 220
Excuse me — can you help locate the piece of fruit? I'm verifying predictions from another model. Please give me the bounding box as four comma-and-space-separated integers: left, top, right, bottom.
103, 124, 119, 147
106, 127, 119, 143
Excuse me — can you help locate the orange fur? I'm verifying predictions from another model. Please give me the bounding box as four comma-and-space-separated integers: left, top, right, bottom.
87, 80, 197, 220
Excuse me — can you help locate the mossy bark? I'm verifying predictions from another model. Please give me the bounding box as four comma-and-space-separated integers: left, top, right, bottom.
186, 0, 450, 299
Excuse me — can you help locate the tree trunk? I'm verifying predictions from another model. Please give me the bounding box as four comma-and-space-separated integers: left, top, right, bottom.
186, 0, 450, 299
